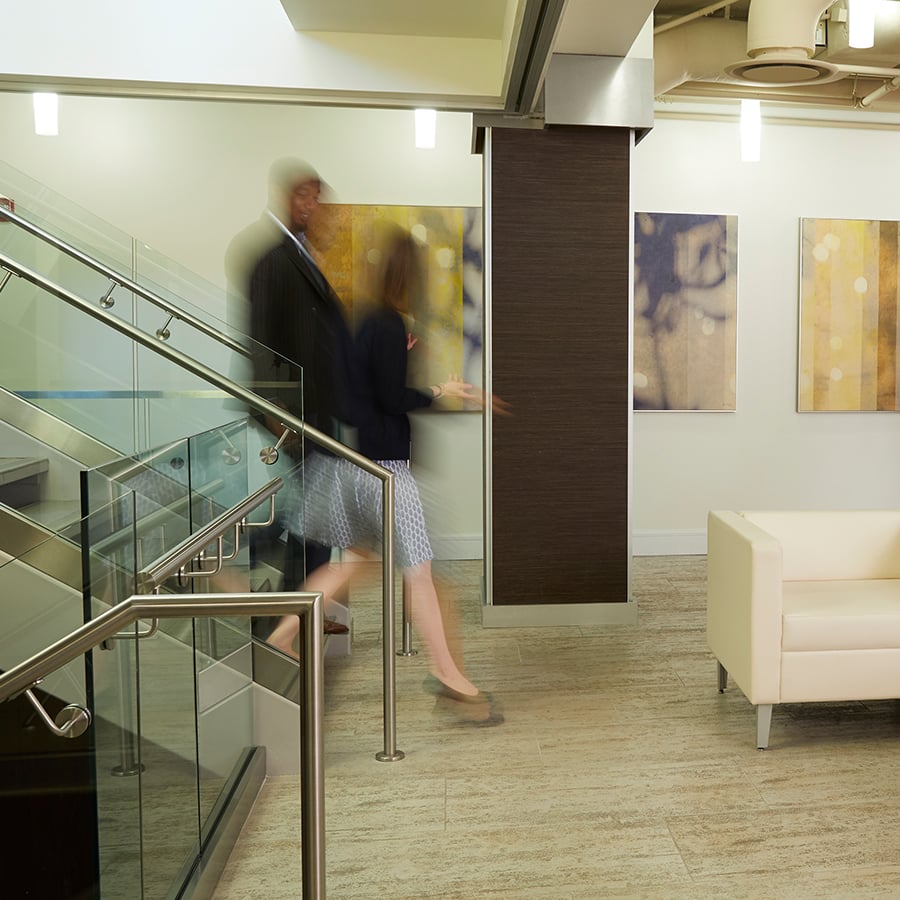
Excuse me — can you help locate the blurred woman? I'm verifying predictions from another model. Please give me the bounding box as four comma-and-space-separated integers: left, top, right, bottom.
268, 225, 502, 725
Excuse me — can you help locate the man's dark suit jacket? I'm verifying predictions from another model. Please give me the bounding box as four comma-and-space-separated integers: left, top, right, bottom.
247, 233, 357, 439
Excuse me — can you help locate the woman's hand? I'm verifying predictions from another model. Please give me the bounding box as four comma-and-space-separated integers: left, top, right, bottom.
432, 375, 511, 415
433, 373, 475, 402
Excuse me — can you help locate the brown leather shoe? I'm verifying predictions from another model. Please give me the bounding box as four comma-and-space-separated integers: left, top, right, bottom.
324, 618, 349, 635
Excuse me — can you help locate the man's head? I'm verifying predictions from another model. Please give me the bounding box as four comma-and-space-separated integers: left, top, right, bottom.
268, 158, 327, 234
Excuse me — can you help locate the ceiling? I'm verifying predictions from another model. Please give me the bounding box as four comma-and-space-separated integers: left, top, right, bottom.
275, 0, 660, 114
274, 0, 900, 117
3, 1, 900, 119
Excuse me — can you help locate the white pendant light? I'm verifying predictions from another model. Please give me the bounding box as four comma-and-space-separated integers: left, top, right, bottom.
848, 0, 876, 49
33, 92, 59, 136
414, 109, 436, 149
740, 98, 761, 163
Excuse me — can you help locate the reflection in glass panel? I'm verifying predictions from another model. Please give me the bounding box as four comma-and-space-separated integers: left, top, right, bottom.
83, 448, 201, 899
78, 500, 143, 900
80, 426, 302, 897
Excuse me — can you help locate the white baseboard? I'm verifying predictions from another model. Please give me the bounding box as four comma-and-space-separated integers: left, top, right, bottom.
482, 601, 638, 627
432, 532, 707, 559
430, 533, 483, 560
632, 529, 706, 556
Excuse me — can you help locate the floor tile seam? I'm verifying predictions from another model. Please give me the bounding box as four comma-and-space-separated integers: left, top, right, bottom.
660, 819, 695, 882
434, 761, 766, 792
742, 795, 900, 817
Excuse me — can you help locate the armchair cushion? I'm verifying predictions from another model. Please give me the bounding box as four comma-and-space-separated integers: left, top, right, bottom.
782, 579, 900, 652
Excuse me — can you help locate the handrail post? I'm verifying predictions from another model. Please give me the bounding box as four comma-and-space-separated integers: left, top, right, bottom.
397, 579, 417, 657
301, 590, 326, 897
110, 636, 144, 777
375, 471, 404, 762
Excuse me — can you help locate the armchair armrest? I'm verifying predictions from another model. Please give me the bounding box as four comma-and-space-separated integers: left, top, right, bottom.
707, 510, 784, 704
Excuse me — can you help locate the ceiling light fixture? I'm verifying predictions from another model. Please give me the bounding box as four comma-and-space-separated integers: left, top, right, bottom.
414, 109, 436, 149
848, 0, 876, 49
33, 92, 58, 136
741, 98, 761, 162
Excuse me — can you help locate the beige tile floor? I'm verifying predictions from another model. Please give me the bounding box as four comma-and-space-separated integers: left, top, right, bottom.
213, 556, 900, 899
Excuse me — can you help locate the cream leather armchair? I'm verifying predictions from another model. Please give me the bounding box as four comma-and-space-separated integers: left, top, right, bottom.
707, 509, 900, 748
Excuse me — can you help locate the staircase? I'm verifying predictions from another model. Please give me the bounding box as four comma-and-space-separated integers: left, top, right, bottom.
0, 159, 315, 898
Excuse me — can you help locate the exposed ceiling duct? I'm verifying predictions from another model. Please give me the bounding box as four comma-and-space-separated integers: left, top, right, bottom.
655, 18, 749, 95
655, 0, 900, 109
725, 0, 840, 85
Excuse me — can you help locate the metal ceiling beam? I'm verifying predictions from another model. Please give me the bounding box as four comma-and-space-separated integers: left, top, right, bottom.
504, 0, 569, 114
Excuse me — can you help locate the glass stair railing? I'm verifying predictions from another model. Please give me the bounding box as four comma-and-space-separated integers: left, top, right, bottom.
0, 159, 402, 883
0, 178, 402, 756
0, 483, 323, 898
0, 157, 294, 457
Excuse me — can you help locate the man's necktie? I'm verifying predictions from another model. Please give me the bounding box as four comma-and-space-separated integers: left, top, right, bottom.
296, 237, 328, 295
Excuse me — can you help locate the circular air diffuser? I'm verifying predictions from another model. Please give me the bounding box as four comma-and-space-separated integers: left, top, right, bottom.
725, 56, 842, 87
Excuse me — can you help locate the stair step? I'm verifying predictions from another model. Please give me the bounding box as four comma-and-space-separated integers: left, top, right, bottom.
0, 457, 49, 508
18, 499, 82, 533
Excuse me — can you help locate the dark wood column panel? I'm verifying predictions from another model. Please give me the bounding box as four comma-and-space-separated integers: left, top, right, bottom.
489, 125, 630, 606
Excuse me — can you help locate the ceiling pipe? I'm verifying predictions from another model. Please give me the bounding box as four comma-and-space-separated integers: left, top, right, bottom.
654, 17, 748, 95
654, 1, 736, 36
859, 73, 900, 106
745, 0, 834, 60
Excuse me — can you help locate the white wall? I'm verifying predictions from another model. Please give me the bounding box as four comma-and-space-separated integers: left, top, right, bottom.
5, 92, 899, 559
0, 93, 482, 287
0, 92, 485, 555
632, 113, 900, 554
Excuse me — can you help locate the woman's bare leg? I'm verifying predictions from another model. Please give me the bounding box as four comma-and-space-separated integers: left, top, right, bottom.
405, 561, 478, 697
267, 557, 362, 657
431, 566, 466, 676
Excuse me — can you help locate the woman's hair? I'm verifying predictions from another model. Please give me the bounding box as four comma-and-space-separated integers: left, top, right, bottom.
375, 224, 421, 313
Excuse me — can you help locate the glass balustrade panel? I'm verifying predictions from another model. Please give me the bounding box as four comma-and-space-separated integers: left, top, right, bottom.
0, 516, 91, 705
0, 161, 135, 275
185, 417, 306, 834
2, 159, 307, 461
73, 499, 144, 900
81, 429, 306, 896
0, 251, 141, 453
81, 462, 204, 900
213, 633, 306, 895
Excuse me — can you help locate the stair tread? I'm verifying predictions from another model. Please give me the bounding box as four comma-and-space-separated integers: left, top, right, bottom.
0, 457, 49, 486
18, 499, 81, 532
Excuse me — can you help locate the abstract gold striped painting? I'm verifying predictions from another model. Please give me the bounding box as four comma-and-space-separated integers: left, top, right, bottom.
799, 218, 900, 411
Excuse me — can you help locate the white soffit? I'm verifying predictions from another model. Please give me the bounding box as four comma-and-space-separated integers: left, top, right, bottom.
554, 0, 659, 56
279, 0, 508, 39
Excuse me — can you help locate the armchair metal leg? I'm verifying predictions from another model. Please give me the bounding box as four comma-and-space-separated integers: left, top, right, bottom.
717, 661, 728, 693
756, 704, 773, 750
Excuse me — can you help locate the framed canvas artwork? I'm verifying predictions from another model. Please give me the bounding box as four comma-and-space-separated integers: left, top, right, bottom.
310, 204, 483, 400
633, 212, 738, 411
799, 217, 900, 412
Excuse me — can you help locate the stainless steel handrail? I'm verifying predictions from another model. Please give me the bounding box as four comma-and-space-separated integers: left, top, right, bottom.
0, 590, 326, 900
0, 251, 403, 762
0, 204, 250, 358
136, 476, 282, 591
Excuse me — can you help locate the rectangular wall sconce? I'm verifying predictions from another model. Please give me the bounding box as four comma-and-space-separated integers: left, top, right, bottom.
33, 92, 59, 136
414, 108, 436, 149
740, 98, 761, 162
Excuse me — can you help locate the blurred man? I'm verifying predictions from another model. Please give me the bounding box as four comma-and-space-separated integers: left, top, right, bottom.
226, 159, 355, 635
